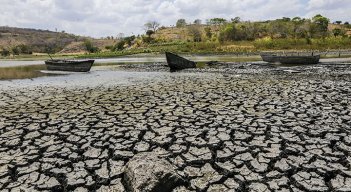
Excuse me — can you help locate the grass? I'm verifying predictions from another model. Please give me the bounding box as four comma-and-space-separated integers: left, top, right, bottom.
253, 37, 351, 50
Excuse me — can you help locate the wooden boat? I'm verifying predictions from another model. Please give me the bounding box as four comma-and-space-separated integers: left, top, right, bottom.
165, 52, 196, 70
45, 59, 94, 72
260, 54, 320, 64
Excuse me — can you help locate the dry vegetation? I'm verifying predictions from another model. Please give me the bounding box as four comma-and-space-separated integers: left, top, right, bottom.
0, 26, 116, 56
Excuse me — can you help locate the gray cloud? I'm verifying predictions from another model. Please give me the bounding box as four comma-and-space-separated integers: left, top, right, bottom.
0, 0, 350, 37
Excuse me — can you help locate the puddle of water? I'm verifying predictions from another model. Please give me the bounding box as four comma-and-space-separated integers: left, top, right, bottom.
0, 65, 62, 80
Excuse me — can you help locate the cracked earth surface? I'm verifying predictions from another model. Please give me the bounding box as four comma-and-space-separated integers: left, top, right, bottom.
0, 62, 351, 191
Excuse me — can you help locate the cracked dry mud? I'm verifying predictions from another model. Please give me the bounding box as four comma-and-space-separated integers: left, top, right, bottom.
1, 62, 351, 192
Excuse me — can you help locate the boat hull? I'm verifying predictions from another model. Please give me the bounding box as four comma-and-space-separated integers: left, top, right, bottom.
166, 52, 196, 70
45, 60, 94, 72
260, 54, 320, 64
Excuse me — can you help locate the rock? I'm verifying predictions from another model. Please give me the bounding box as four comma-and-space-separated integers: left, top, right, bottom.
96, 162, 109, 180
293, 171, 328, 191
207, 184, 229, 191
124, 152, 184, 192
224, 178, 240, 190
83, 147, 101, 158
190, 164, 222, 191
97, 179, 125, 192
249, 183, 270, 192
331, 175, 351, 191
74, 187, 89, 192
35, 174, 61, 190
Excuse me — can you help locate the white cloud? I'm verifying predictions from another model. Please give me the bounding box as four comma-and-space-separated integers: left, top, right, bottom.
0, 0, 350, 37
306, 0, 351, 22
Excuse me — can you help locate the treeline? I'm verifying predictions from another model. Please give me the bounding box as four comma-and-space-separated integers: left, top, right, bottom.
102, 14, 351, 54
218, 15, 349, 42
170, 15, 350, 42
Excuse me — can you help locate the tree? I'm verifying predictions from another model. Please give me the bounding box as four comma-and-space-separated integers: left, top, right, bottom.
268, 20, 290, 38
117, 33, 125, 40
188, 26, 202, 42
312, 14, 330, 37
11, 46, 20, 55
292, 17, 302, 22
219, 24, 237, 42
176, 19, 187, 28
335, 21, 342, 25
144, 21, 160, 32
204, 27, 212, 38
194, 19, 202, 25
294, 21, 311, 38
208, 18, 227, 25
281, 17, 291, 22
146, 30, 154, 37
231, 17, 241, 23
332, 28, 345, 37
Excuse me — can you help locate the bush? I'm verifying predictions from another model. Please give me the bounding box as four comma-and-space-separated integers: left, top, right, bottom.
84, 40, 99, 53
1, 49, 10, 57
115, 41, 125, 51
176, 19, 187, 28
17, 44, 32, 54
142, 36, 155, 44
11, 46, 20, 55
105, 45, 113, 50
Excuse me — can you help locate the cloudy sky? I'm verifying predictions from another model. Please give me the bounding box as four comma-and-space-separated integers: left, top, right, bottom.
0, 0, 350, 37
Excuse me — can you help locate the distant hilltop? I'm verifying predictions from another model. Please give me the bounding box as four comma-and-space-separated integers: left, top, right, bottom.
0, 26, 115, 55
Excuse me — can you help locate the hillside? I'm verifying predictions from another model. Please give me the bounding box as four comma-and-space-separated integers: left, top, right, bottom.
154, 23, 351, 43
2, 17, 351, 58
0, 26, 116, 55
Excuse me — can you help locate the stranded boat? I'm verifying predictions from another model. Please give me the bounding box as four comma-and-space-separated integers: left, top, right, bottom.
165, 52, 196, 71
260, 54, 320, 64
45, 59, 95, 72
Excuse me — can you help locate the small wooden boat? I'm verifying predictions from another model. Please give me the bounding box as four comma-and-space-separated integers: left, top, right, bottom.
260, 54, 320, 64
165, 52, 196, 70
45, 59, 94, 72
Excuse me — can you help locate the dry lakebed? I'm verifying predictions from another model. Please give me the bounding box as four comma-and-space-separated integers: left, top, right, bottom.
0, 61, 351, 191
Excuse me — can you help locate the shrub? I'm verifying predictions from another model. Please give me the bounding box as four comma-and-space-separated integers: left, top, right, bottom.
1, 49, 10, 57
176, 19, 187, 28
115, 41, 125, 51
17, 44, 32, 54
84, 40, 99, 53
11, 46, 20, 55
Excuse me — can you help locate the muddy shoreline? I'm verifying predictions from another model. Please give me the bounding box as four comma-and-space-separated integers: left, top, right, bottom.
0, 63, 351, 191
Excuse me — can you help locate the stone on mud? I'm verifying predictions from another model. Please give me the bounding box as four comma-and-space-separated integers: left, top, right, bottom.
124, 152, 184, 192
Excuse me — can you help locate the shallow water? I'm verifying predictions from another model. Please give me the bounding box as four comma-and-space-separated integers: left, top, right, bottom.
0, 55, 252, 80
0, 69, 206, 90
1, 55, 351, 81
0, 55, 256, 68
0, 65, 58, 80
